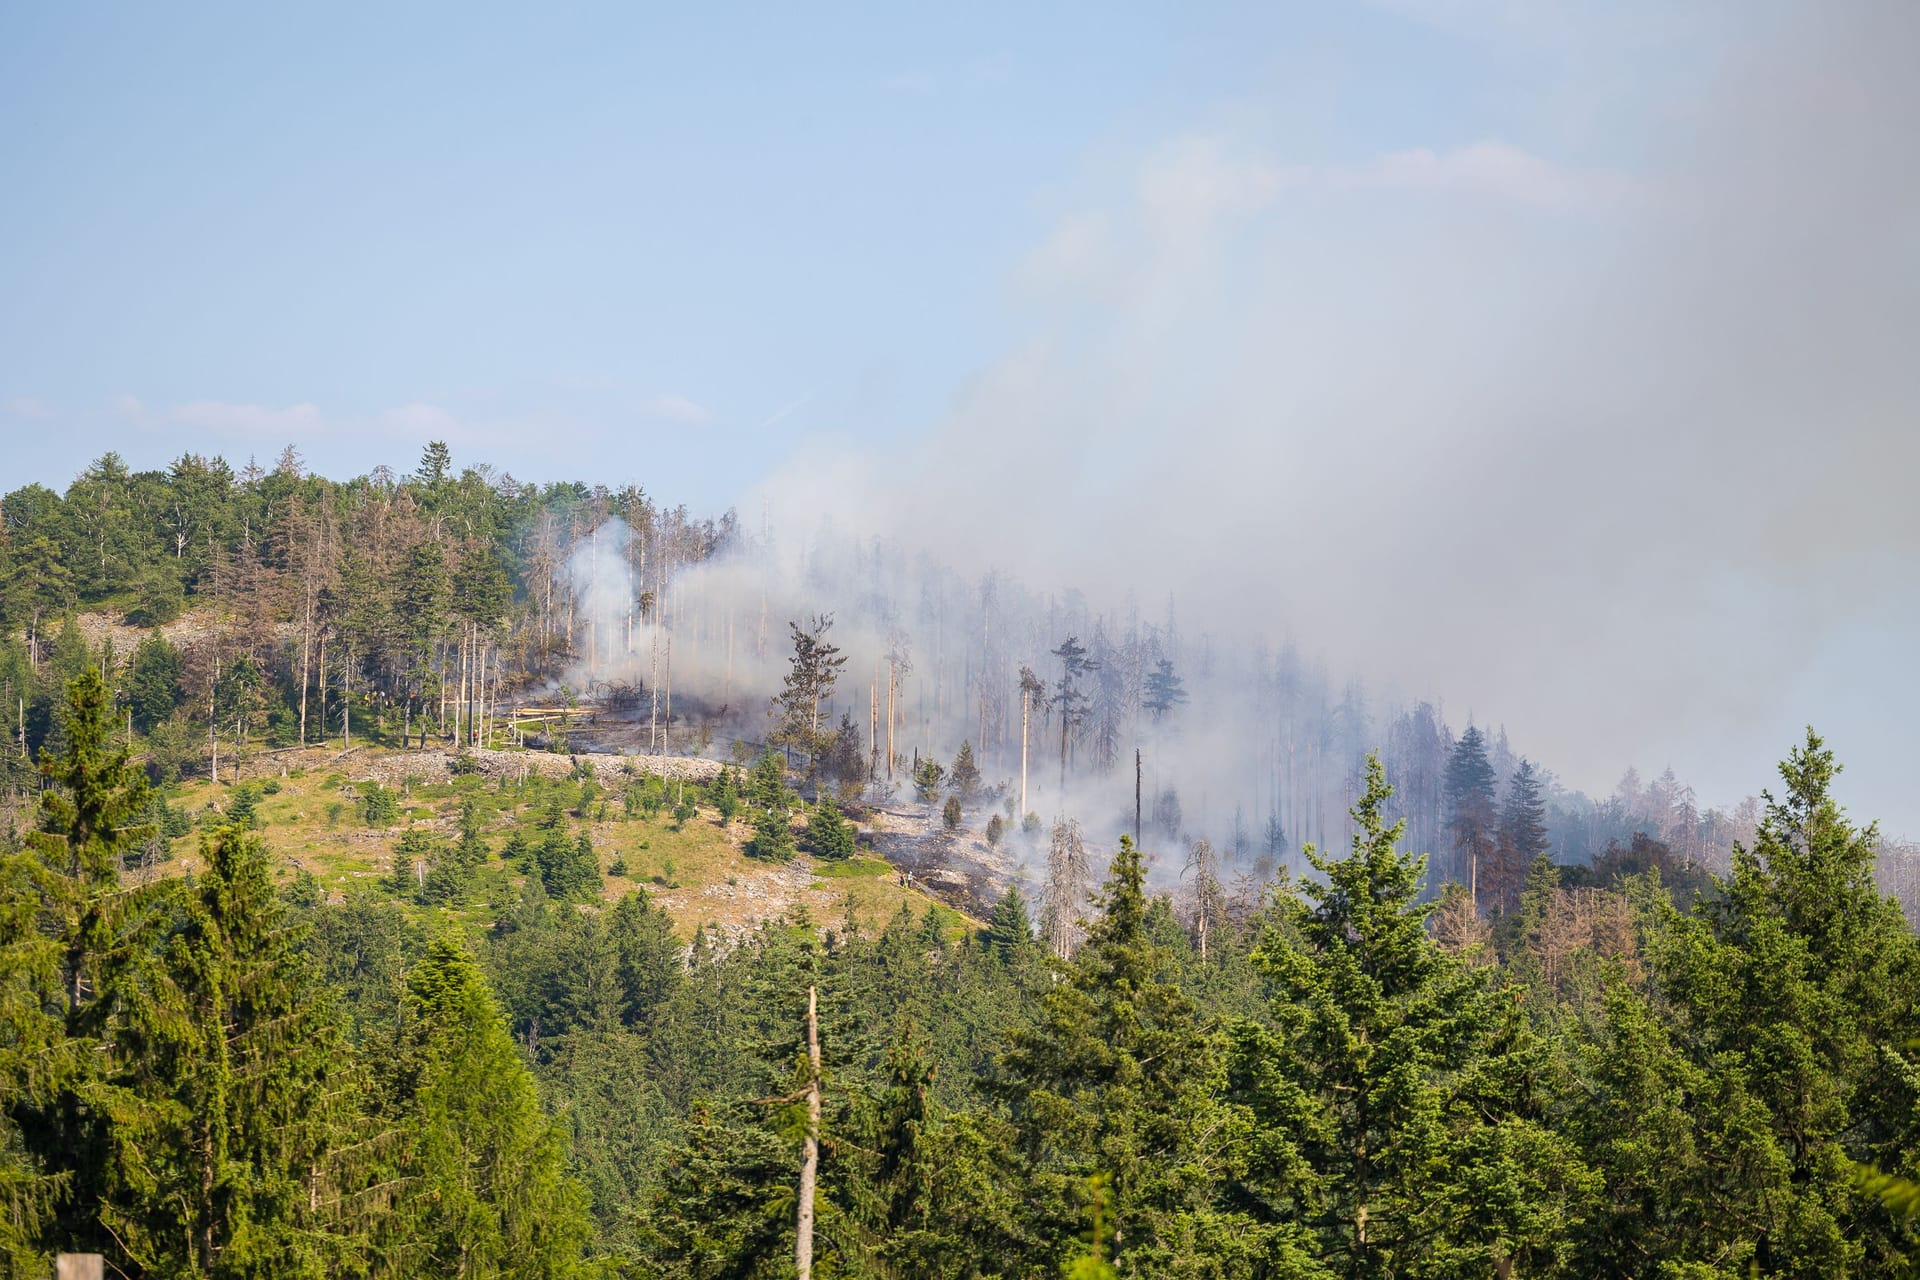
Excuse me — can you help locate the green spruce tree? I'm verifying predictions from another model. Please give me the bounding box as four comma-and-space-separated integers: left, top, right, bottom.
1230, 754, 1595, 1277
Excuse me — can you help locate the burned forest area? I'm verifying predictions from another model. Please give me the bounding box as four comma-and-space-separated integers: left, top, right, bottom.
2, 443, 1917, 1279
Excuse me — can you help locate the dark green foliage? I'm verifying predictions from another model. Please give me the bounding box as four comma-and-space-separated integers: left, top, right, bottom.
1445, 723, 1499, 892
744, 752, 798, 863
986, 812, 1006, 849
373, 935, 593, 1275
1142, 657, 1187, 721
93, 825, 360, 1276
128, 632, 182, 733
949, 740, 981, 802
996, 836, 1250, 1276
806, 796, 857, 861
984, 884, 1034, 962
1230, 754, 1597, 1276
5, 669, 1917, 1279
1567, 729, 1920, 1276
360, 782, 399, 827
536, 825, 601, 901
1488, 757, 1549, 911
2, 667, 155, 1262
226, 780, 264, 830
942, 795, 962, 831
745, 801, 796, 864
671, 788, 698, 829
710, 765, 743, 823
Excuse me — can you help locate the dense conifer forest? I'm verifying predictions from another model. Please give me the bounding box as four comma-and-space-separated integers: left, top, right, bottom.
4, 448, 1920, 1276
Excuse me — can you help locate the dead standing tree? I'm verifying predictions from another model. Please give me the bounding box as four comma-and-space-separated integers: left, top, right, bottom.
1043, 817, 1091, 961
1183, 836, 1227, 964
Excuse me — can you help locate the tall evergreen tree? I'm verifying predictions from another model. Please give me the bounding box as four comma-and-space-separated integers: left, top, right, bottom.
984, 885, 1036, 964
97, 825, 360, 1277
8, 668, 157, 1254
996, 836, 1251, 1277
1611, 729, 1920, 1276
1444, 724, 1498, 903
375, 935, 592, 1278
1230, 754, 1595, 1277
1489, 758, 1549, 912
1142, 658, 1188, 721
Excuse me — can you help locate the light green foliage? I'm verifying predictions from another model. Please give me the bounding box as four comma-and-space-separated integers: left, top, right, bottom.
913, 757, 945, 803
710, 765, 743, 823
374, 935, 593, 1277
744, 752, 798, 863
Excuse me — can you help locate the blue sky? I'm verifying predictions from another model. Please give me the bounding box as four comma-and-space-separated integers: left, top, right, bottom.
5, 2, 1917, 834
0, 1, 1648, 500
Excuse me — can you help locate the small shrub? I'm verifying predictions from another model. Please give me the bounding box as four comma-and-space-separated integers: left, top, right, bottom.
941, 796, 962, 832
806, 798, 857, 861
607, 857, 630, 878
260, 778, 282, 796
224, 782, 265, 830
361, 783, 400, 827
913, 758, 946, 803
325, 801, 346, 827
986, 813, 1006, 849
153, 795, 194, 840
283, 870, 322, 910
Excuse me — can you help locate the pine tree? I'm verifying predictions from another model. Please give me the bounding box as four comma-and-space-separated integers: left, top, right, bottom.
912, 757, 945, 804
9, 668, 156, 1253
806, 797, 857, 862
996, 836, 1251, 1276
376, 935, 592, 1277
983, 885, 1035, 964
1613, 729, 1920, 1276
948, 740, 982, 803
1489, 758, 1549, 912
98, 825, 360, 1277
1230, 754, 1596, 1276
769, 615, 849, 773
745, 762, 798, 864
128, 632, 183, 734
1445, 724, 1498, 903
1142, 658, 1187, 721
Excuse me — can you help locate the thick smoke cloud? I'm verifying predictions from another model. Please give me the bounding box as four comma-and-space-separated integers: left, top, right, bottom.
750, 2, 1920, 832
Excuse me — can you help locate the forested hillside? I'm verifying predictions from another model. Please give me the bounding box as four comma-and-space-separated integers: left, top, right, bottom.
5, 445, 1920, 1276
4, 667, 1918, 1276
12, 443, 1916, 914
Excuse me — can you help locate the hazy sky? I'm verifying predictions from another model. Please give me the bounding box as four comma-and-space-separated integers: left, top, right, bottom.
4, 2, 1916, 833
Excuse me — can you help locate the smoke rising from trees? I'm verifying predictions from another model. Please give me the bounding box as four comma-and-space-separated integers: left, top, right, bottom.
740, 2, 1920, 831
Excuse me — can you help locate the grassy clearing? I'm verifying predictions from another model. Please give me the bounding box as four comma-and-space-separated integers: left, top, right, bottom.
812, 856, 893, 880
147, 746, 958, 939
